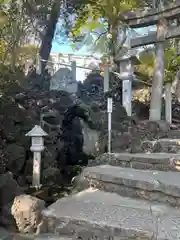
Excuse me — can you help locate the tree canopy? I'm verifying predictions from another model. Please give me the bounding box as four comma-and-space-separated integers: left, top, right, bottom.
69, 0, 142, 62
135, 45, 180, 85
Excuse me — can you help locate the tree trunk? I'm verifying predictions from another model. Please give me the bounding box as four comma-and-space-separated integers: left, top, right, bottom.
39, 0, 60, 73
174, 69, 180, 101
149, 19, 167, 121
165, 82, 172, 124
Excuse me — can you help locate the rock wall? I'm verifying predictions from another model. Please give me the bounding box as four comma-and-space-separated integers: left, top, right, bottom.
0, 90, 94, 230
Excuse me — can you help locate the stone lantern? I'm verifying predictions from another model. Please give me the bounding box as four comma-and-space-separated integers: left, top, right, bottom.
26, 125, 48, 188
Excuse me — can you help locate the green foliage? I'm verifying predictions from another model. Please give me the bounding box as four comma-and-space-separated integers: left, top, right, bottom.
0, 0, 9, 3
0, 0, 31, 66
164, 47, 180, 83
70, 0, 141, 59
17, 44, 39, 64
0, 0, 59, 67
135, 45, 180, 85
0, 0, 9, 26
135, 48, 155, 81
65, 165, 82, 180
0, 64, 24, 93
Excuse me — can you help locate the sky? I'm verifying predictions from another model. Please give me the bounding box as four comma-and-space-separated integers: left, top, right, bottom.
51, 41, 92, 55
51, 25, 156, 56
50, 22, 156, 81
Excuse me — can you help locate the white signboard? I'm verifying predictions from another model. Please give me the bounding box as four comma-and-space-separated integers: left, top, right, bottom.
107, 98, 113, 113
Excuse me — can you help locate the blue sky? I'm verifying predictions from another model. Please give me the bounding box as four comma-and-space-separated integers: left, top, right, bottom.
51, 41, 92, 55
51, 22, 156, 56
51, 25, 156, 81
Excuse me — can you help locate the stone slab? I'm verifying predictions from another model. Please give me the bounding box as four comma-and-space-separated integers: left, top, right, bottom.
143, 139, 180, 145
155, 139, 180, 144
168, 130, 180, 139
82, 165, 180, 198
142, 139, 180, 153
42, 189, 180, 239
112, 152, 179, 164
89, 153, 180, 171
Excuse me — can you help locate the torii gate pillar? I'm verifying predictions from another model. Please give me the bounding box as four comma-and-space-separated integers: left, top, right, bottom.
149, 19, 167, 121
119, 54, 133, 116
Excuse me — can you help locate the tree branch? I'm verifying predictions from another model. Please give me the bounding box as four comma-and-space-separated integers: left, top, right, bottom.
93, 31, 107, 45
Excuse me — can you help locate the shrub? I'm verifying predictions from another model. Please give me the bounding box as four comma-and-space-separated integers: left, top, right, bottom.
0, 64, 25, 93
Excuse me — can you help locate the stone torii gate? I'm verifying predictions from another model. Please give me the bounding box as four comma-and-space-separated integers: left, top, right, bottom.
119, 0, 180, 123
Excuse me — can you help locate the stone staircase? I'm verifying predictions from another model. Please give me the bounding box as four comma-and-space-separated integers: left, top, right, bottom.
141, 139, 180, 154
40, 131, 180, 239
167, 130, 180, 139
89, 152, 180, 171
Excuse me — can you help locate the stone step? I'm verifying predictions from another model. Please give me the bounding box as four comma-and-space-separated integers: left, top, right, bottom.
42, 189, 180, 239
77, 165, 180, 206
168, 130, 180, 139
89, 152, 180, 171
141, 139, 180, 153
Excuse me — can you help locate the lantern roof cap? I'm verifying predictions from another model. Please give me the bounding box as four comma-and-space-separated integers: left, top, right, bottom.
26, 125, 48, 137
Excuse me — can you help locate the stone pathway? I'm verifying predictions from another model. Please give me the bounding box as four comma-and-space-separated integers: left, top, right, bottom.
42, 189, 180, 239
168, 130, 180, 138
90, 152, 180, 171
40, 134, 180, 239
83, 164, 180, 195
80, 165, 180, 205
141, 138, 180, 153
7, 133, 180, 239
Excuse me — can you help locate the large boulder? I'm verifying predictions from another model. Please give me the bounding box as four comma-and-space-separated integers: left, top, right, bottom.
81, 120, 100, 156
11, 194, 46, 234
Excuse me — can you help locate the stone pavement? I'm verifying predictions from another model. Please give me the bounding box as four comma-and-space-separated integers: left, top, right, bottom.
109, 152, 180, 164
168, 130, 180, 138
141, 139, 180, 153
89, 152, 180, 171
7, 128, 180, 239
37, 131, 180, 239
79, 165, 180, 205
42, 189, 180, 239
